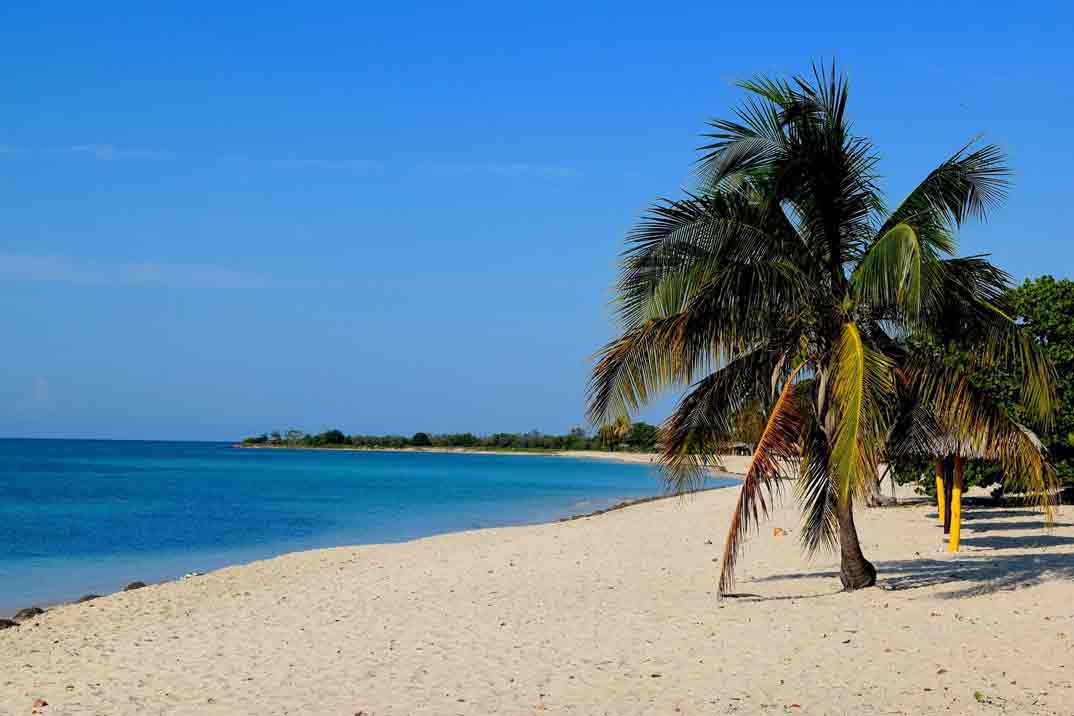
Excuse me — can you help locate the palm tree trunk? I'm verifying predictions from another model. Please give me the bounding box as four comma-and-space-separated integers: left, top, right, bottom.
948, 455, 964, 552
837, 495, 877, 590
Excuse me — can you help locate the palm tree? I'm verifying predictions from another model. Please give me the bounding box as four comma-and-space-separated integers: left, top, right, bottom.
598, 414, 631, 450
587, 64, 1056, 593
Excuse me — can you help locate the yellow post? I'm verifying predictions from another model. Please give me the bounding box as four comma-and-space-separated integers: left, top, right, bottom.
948, 455, 963, 552
935, 461, 945, 524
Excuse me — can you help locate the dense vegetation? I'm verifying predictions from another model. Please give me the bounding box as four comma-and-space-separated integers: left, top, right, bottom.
240, 422, 664, 452
893, 275, 1074, 493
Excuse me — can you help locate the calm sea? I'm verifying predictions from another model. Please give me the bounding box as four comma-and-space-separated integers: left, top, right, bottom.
0, 439, 734, 612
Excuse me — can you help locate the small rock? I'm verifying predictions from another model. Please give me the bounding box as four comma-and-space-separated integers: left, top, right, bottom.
125, 582, 147, 591
77, 594, 101, 603
14, 607, 45, 622
0, 618, 16, 630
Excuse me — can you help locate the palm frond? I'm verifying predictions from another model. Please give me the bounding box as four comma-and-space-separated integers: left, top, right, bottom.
588, 259, 808, 425
587, 316, 700, 427
905, 357, 1057, 519
828, 323, 893, 503
919, 257, 1057, 429
658, 341, 799, 489
718, 365, 805, 595
883, 141, 1009, 234
851, 222, 926, 318
616, 191, 797, 328
797, 409, 838, 554
698, 97, 787, 189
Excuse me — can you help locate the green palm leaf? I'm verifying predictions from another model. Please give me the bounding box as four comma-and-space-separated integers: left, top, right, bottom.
829, 323, 893, 503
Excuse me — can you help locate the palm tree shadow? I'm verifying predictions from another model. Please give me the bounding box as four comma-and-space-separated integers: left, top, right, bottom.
923, 509, 1044, 521
960, 534, 1074, 549
874, 506, 1074, 598
961, 520, 1074, 532
960, 509, 1044, 520
876, 551, 1074, 598
752, 507, 1074, 599
720, 589, 845, 602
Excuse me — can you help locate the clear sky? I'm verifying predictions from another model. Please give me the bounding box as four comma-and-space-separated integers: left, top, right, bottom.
1, 1, 1072, 440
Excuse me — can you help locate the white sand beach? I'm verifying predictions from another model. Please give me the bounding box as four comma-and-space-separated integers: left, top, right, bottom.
3, 483, 1072, 715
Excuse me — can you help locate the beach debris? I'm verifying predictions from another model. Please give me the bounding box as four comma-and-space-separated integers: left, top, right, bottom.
0, 618, 16, 630
772, 528, 786, 537
14, 606, 45, 622
76, 594, 101, 603
974, 690, 1007, 706
125, 581, 147, 591
32, 698, 48, 713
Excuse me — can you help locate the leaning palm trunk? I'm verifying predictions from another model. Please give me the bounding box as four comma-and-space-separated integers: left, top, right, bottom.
837, 496, 876, 589
587, 63, 1057, 596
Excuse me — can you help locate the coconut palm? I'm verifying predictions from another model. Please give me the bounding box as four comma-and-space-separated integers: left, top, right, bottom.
598, 414, 631, 450
587, 64, 1056, 593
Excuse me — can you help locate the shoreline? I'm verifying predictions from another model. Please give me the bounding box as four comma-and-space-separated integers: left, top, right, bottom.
4, 482, 1071, 714
234, 443, 756, 473
1, 469, 742, 620
232, 443, 661, 459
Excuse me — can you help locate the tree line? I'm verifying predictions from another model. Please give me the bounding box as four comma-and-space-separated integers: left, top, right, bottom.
240, 421, 664, 452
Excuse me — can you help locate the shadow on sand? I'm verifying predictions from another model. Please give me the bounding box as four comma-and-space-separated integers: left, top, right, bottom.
747, 507, 1074, 600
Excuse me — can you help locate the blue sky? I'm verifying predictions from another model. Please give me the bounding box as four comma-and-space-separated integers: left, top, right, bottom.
1, 1, 1072, 440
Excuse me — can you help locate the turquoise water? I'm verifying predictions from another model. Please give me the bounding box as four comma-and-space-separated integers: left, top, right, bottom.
0, 439, 734, 612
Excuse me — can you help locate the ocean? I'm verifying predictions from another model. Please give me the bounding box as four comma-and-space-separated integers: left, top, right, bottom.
0, 439, 734, 613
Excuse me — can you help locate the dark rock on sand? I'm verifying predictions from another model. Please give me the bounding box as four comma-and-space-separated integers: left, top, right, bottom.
14, 606, 44, 622
125, 581, 147, 591
77, 594, 101, 603
0, 618, 16, 630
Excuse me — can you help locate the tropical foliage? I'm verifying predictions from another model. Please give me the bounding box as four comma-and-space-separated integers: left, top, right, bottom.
587, 64, 1057, 593
894, 275, 1074, 493
1008, 276, 1074, 486
240, 424, 663, 452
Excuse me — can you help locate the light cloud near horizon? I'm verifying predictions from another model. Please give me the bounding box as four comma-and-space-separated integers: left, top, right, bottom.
0, 253, 274, 290
51, 144, 176, 160
0, 143, 580, 179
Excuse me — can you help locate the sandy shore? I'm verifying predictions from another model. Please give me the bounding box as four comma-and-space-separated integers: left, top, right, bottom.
235, 444, 755, 474
3, 487, 1072, 715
